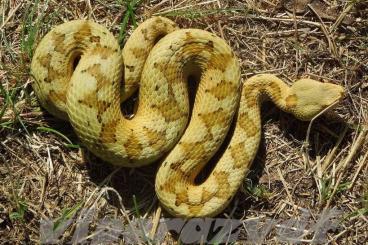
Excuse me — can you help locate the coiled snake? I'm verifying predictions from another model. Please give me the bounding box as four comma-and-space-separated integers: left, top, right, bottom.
31, 17, 344, 217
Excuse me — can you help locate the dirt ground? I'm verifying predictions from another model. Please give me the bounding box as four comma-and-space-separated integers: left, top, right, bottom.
0, 0, 367, 244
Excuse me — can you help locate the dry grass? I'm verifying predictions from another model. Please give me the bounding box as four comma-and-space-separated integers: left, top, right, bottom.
0, 0, 367, 244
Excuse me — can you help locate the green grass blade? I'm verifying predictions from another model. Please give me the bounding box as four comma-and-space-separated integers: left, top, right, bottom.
53, 202, 83, 231
37, 126, 80, 148
117, 0, 142, 45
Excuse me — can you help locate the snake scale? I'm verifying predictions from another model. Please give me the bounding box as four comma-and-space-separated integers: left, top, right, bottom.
31, 17, 344, 217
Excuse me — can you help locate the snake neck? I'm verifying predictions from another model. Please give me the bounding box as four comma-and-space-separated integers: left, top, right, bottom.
241, 74, 294, 114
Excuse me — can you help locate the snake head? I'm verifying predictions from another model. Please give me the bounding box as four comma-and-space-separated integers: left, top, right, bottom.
288, 79, 345, 121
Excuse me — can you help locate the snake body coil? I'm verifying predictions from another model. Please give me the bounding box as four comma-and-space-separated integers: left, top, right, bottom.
31, 17, 344, 217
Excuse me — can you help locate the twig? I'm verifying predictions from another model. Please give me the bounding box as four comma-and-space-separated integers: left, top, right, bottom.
149, 206, 161, 240
0, 2, 22, 29
330, 2, 354, 32
349, 150, 368, 189
321, 125, 348, 173
277, 167, 297, 213
335, 126, 368, 173
325, 126, 368, 209
307, 3, 339, 59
